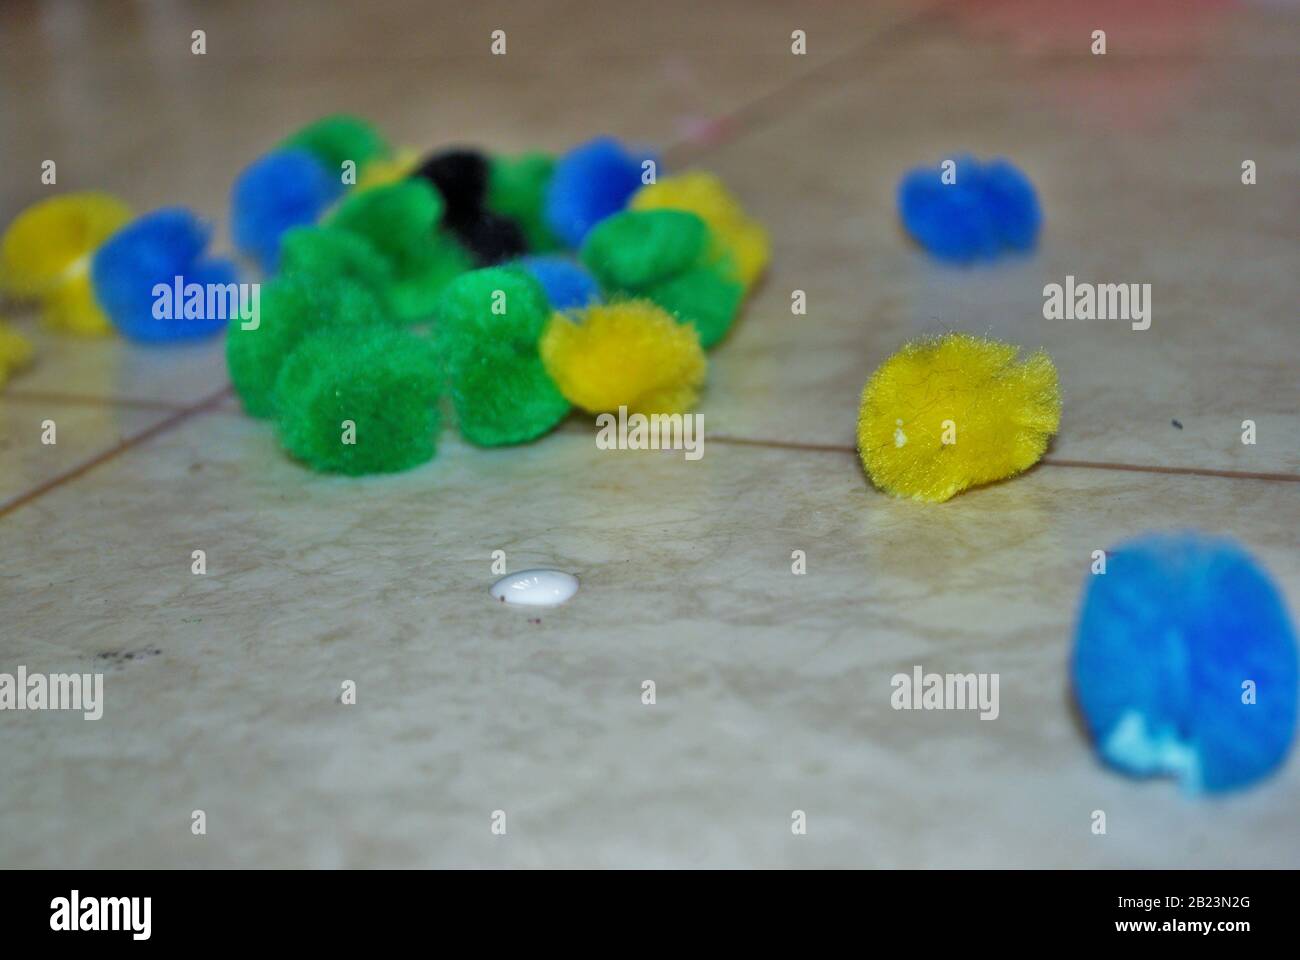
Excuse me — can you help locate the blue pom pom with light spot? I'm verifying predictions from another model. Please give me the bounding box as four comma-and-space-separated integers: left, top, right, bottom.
898, 155, 1041, 262
545, 137, 657, 248
1073, 533, 1298, 794
232, 149, 341, 272
91, 208, 239, 342
518, 255, 601, 310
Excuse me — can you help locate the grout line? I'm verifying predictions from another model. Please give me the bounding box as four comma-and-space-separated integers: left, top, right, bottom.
0, 385, 233, 521
661, 5, 947, 164
1, 390, 188, 412
705, 434, 1300, 483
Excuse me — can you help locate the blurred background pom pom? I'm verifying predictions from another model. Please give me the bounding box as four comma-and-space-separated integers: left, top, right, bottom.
91, 208, 239, 342
545, 137, 658, 248
897, 155, 1041, 262
231, 149, 340, 273
518, 255, 601, 311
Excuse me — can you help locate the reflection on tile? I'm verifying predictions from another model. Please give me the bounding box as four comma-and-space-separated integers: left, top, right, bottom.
0, 412, 1295, 867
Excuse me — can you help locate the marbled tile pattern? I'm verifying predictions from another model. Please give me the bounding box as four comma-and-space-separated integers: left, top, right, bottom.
0, 0, 1296, 868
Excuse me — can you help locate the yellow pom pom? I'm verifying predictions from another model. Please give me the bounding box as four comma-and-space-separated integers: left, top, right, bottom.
857, 333, 1061, 503
356, 147, 420, 193
0, 192, 132, 299
540, 300, 706, 414
630, 172, 769, 290
40, 266, 114, 335
0, 322, 35, 384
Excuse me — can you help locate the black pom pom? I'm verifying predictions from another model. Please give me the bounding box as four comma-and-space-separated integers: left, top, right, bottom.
411, 148, 488, 225
451, 211, 529, 266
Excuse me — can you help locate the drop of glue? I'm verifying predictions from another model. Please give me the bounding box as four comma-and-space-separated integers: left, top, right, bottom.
490, 569, 579, 607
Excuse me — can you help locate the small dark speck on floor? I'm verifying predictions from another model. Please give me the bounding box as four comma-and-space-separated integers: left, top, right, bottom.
529, 618, 541, 625
189, 462, 203, 472
1172, 419, 1183, 429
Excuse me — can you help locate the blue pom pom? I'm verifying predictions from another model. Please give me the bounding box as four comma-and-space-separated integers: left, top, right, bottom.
1073, 533, 1298, 794
897, 155, 1041, 262
518, 255, 601, 310
231, 149, 340, 272
91, 208, 240, 342
544, 137, 657, 248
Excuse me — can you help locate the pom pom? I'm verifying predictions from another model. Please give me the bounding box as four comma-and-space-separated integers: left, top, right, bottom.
411, 148, 488, 226
227, 272, 391, 418
898, 155, 1041, 262
435, 267, 569, 446
638, 263, 743, 349
90, 208, 239, 342
329, 181, 470, 321
0, 322, 35, 385
545, 137, 657, 247
518, 255, 601, 311
581, 209, 708, 289
278, 226, 394, 305
231, 149, 340, 273
581, 209, 742, 348
631, 171, 770, 290
281, 114, 390, 178
487, 152, 560, 251
357, 147, 420, 193
0, 192, 132, 299
856, 333, 1060, 502
451, 211, 529, 267
0, 192, 132, 335
540, 300, 706, 414
274, 327, 441, 475
1073, 534, 1298, 793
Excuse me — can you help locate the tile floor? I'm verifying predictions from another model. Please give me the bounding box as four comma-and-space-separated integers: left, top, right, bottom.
0, 0, 1296, 867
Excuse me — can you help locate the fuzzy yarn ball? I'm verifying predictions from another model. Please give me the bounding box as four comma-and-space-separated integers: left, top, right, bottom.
857, 333, 1060, 502
518, 255, 601, 311
631, 171, 770, 290
435, 267, 570, 446
0, 192, 133, 335
231, 149, 340, 273
0, 323, 35, 385
545, 137, 657, 248
581, 209, 742, 348
411, 148, 489, 226
1074, 534, 1298, 793
281, 114, 390, 179
357, 147, 420, 193
452, 211, 529, 267
90, 208, 239, 342
277, 226, 394, 303
275, 327, 442, 475
227, 272, 391, 418
487, 152, 560, 251
898, 155, 1041, 262
330, 181, 470, 321
540, 300, 706, 414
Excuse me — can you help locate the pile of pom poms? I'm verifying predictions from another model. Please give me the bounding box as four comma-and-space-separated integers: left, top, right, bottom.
1073, 533, 1298, 793
897, 155, 1041, 262
222, 118, 769, 474
857, 333, 1061, 502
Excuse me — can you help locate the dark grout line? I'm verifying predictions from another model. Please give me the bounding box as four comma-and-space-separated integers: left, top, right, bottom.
0, 385, 233, 521
705, 435, 1300, 483
1, 390, 188, 412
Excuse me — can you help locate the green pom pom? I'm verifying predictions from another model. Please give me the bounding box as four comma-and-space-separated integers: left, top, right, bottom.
227, 273, 391, 418
279, 226, 394, 302
435, 267, 570, 446
487, 152, 560, 251
281, 114, 390, 175
275, 327, 441, 475
330, 181, 472, 321
581, 209, 709, 289
644, 262, 744, 349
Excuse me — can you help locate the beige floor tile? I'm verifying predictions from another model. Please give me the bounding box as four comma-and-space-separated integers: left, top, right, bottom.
0, 411, 1295, 867
692, 29, 1298, 473
0, 394, 178, 506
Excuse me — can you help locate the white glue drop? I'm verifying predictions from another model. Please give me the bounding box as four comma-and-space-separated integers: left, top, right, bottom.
893, 419, 908, 448
490, 569, 579, 607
